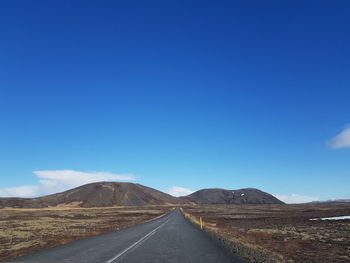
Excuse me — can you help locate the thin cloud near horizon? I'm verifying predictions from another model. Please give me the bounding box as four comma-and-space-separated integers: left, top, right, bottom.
273, 193, 319, 204
0, 170, 135, 198
166, 186, 194, 197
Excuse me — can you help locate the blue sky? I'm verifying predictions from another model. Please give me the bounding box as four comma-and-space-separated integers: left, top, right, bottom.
1, 0, 349, 203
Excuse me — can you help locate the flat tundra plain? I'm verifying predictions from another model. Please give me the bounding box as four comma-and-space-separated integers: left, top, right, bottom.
183, 203, 350, 263
0, 206, 171, 261
1, 203, 350, 262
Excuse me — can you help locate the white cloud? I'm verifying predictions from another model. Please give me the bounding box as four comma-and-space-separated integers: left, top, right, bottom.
166, 186, 194, 197
0, 185, 39, 198
274, 194, 319, 204
0, 170, 135, 198
328, 127, 350, 149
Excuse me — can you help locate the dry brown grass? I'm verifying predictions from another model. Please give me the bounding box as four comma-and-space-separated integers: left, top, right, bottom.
182, 203, 350, 263
0, 206, 172, 261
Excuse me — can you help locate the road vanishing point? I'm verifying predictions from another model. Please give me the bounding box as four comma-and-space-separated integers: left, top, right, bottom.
9, 208, 245, 263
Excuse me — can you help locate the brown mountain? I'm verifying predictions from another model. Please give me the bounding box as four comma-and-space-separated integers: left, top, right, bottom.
181, 188, 284, 204
0, 183, 284, 208
0, 182, 186, 208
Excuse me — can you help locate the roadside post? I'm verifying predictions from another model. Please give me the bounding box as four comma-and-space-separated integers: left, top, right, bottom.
200, 217, 203, 230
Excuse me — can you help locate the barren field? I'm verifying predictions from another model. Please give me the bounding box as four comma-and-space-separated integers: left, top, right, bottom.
0, 206, 172, 261
182, 203, 350, 263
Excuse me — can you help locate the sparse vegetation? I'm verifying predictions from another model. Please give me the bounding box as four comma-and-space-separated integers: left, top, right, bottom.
2, 186, 349, 263
182, 203, 350, 263
0, 206, 172, 261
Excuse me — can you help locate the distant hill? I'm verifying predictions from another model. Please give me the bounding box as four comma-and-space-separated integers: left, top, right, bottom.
0, 183, 285, 208
181, 188, 284, 204
0, 182, 186, 208
309, 199, 350, 204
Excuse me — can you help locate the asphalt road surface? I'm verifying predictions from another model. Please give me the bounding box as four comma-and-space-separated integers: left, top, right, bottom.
9, 208, 245, 263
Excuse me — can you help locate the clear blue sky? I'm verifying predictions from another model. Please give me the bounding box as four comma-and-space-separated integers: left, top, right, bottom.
1, 0, 349, 202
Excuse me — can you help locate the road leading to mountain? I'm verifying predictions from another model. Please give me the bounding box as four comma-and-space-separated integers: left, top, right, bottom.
9, 208, 244, 263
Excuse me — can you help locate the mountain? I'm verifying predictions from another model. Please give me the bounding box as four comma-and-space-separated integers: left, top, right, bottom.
0, 183, 285, 208
0, 182, 186, 208
181, 188, 284, 204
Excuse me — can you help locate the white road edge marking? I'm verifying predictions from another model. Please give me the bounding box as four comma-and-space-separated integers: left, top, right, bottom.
105, 218, 170, 263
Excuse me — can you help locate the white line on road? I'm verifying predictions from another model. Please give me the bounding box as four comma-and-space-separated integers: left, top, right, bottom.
105, 217, 171, 263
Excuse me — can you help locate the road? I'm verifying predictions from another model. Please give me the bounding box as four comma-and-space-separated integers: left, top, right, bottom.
9, 208, 245, 263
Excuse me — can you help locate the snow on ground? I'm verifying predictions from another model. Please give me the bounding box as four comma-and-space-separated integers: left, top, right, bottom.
310, 215, 350, 220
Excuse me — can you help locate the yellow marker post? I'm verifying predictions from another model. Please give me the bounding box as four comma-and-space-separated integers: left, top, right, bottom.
200, 217, 203, 230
